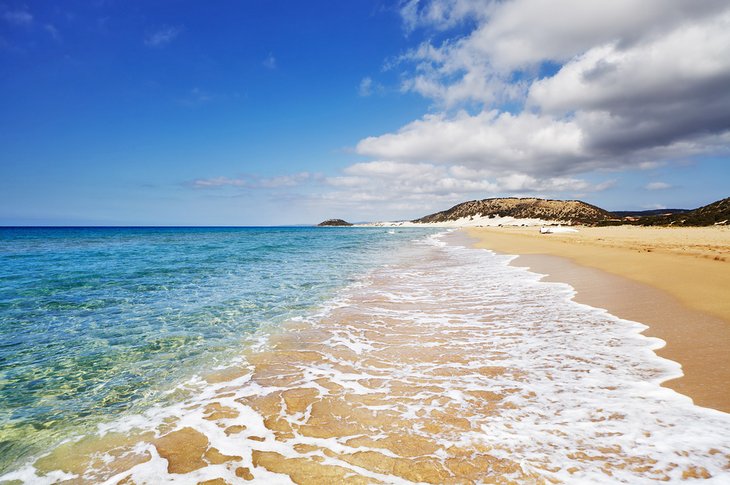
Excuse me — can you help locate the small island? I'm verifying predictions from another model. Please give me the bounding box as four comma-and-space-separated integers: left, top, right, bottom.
317, 219, 353, 227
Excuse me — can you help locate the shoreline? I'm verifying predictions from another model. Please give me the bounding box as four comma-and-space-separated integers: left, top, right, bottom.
466, 225, 730, 413
5, 228, 730, 483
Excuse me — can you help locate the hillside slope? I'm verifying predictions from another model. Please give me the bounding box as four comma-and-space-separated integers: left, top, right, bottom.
413, 198, 611, 225
638, 197, 730, 226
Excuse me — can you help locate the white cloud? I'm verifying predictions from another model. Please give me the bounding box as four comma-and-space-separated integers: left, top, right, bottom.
527, 12, 730, 154
353, 1, 730, 191
178, 87, 213, 107
191, 177, 247, 189
470, 0, 724, 71
327, 160, 611, 200
358, 76, 386, 97
2, 9, 33, 25
645, 182, 672, 191
145, 25, 182, 47
358, 77, 373, 97
190, 172, 314, 189
44, 24, 60, 40
263, 53, 277, 69
529, 15, 730, 114
188, 161, 613, 222
357, 110, 586, 175
259, 172, 312, 188
401, 1, 726, 75
400, 0, 493, 32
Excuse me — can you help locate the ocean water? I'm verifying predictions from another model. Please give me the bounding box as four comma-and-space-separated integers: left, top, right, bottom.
2, 228, 730, 484
0, 226, 437, 475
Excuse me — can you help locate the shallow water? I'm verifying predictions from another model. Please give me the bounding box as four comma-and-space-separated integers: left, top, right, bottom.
0, 226, 435, 475
2, 229, 730, 483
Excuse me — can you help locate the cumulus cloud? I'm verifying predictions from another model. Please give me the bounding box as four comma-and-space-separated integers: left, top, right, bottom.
145, 25, 182, 47
528, 12, 730, 155
401, 0, 726, 75
351, 0, 730, 200
357, 111, 585, 175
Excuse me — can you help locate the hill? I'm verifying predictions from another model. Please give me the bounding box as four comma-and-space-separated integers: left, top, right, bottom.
612, 209, 690, 218
637, 197, 730, 226
413, 197, 611, 225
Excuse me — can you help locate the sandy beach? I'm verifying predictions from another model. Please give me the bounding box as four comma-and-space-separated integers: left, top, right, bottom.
467, 225, 730, 412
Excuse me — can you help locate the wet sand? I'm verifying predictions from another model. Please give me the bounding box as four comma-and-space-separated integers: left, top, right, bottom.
467, 225, 730, 412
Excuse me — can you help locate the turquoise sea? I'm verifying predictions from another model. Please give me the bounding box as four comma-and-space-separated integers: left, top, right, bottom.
0, 226, 437, 473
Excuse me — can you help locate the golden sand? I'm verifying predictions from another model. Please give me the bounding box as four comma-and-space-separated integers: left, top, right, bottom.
467, 225, 730, 412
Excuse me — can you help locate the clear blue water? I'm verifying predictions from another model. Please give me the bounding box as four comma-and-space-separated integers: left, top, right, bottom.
0, 226, 436, 472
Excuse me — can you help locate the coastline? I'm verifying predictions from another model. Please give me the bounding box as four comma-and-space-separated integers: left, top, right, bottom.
5, 228, 730, 482
466, 225, 730, 413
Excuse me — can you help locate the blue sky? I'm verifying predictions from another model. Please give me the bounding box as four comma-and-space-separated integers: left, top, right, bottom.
1, 1, 729, 225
